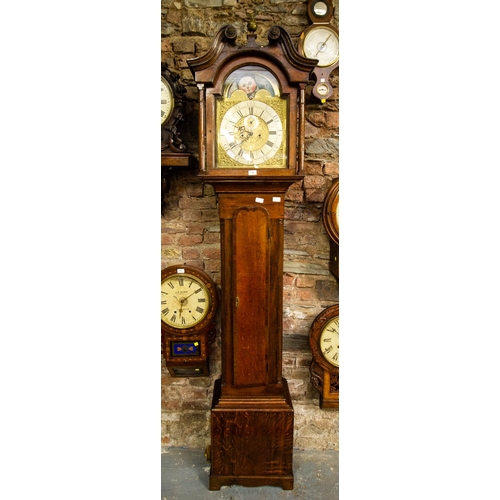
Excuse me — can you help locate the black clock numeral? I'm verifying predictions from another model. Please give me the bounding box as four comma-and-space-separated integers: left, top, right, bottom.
266, 140, 275, 148
161, 300, 167, 304
196, 306, 204, 314
327, 327, 338, 334
167, 282, 174, 289
333, 352, 339, 361
188, 280, 194, 288
195, 287, 202, 294
170, 314, 177, 323
178, 277, 184, 286
248, 106, 254, 115
181, 317, 186, 325
324, 346, 333, 354
322, 337, 332, 343
162, 307, 170, 316
269, 130, 277, 135
198, 298, 206, 302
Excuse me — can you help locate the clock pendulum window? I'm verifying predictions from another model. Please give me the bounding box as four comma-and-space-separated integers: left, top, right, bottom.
188, 22, 318, 491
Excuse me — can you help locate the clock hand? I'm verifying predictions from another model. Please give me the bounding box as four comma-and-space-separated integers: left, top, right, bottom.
314, 34, 332, 57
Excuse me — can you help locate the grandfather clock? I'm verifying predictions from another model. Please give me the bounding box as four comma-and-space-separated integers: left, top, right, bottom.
188, 23, 317, 490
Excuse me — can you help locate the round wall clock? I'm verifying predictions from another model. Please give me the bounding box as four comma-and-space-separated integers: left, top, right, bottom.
323, 178, 339, 244
161, 265, 218, 335
161, 265, 219, 377
323, 178, 339, 279
309, 304, 339, 409
161, 75, 174, 126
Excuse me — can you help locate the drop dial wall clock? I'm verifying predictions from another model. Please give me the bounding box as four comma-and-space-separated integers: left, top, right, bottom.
161, 265, 218, 377
188, 23, 318, 491
309, 304, 339, 409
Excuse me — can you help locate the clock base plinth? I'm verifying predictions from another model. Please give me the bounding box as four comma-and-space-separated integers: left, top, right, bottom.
208, 378, 294, 491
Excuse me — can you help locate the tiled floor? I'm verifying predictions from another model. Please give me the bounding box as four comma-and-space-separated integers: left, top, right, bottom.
161, 447, 339, 499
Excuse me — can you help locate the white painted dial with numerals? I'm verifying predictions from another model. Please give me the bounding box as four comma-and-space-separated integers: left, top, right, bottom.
219, 99, 283, 165
320, 316, 339, 367
161, 273, 210, 328
161, 76, 173, 125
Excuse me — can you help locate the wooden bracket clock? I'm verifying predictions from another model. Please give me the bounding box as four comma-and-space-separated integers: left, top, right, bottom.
161, 265, 218, 377
323, 177, 339, 279
188, 21, 318, 490
161, 63, 194, 215
298, 0, 339, 102
309, 304, 339, 409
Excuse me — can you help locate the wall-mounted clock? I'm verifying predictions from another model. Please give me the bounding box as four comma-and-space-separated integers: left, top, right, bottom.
161, 75, 174, 126
161, 265, 218, 377
161, 63, 194, 215
323, 178, 339, 279
309, 304, 339, 409
188, 23, 318, 491
298, 0, 339, 102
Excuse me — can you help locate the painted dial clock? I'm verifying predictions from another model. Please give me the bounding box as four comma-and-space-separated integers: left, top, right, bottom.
309, 304, 339, 409
323, 178, 339, 279
161, 265, 218, 377
161, 75, 174, 126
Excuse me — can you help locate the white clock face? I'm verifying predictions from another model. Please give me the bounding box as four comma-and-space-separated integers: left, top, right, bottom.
320, 316, 339, 367
161, 273, 210, 329
218, 99, 283, 166
303, 27, 339, 67
161, 76, 173, 125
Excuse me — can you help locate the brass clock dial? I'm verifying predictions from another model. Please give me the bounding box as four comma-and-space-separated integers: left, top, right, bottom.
215, 66, 288, 169
319, 316, 339, 367
302, 26, 339, 68
160, 266, 218, 335
219, 98, 284, 166
161, 76, 174, 126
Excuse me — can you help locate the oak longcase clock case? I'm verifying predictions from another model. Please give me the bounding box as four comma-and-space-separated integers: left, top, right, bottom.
188, 24, 318, 491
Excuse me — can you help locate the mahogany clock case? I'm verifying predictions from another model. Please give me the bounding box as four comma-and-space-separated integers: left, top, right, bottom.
187, 25, 319, 490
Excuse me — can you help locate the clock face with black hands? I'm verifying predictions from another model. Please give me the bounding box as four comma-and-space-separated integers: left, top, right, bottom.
161, 272, 211, 328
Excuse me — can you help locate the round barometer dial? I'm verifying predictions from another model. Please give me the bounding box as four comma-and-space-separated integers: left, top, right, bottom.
302, 26, 339, 67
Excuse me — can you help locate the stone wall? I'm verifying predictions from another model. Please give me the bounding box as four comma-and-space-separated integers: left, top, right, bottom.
161, 0, 339, 451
